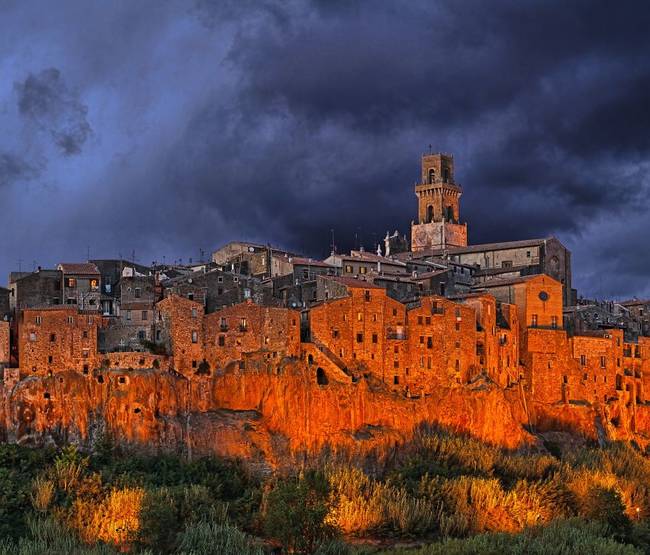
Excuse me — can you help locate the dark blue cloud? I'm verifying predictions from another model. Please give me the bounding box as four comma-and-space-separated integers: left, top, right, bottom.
0, 0, 649, 298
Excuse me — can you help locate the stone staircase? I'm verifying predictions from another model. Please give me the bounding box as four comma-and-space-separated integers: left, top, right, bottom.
302, 342, 353, 384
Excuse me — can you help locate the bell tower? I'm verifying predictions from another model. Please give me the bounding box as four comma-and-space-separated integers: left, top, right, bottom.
411, 153, 468, 252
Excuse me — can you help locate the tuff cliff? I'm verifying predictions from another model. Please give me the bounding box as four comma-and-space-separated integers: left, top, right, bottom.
0, 362, 533, 468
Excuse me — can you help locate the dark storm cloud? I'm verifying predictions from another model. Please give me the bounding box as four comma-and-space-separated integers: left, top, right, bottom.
15, 68, 92, 156
1, 0, 650, 298
0, 152, 41, 188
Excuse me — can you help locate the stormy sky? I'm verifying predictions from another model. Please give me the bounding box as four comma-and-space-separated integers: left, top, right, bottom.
1, 0, 649, 299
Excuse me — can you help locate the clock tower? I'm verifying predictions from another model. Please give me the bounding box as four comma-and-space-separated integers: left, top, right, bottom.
410, 153, 468, 252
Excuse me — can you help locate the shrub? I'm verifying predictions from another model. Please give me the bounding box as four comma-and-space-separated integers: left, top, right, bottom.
30, 476, 54, 513
176, 520, 263, 555
263, 471, 337, 553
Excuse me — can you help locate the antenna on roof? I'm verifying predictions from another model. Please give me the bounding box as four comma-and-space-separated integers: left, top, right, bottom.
428, 144, 432, 154
330, 228, 336, 255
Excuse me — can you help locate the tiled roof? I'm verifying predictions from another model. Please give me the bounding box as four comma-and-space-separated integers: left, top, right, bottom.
471, 274, 552, 289
289, 257, 333, 268
321, 275, 383, 289
412, 269, 450, 280
58, 263, 100, 275
401, 237, 558, 260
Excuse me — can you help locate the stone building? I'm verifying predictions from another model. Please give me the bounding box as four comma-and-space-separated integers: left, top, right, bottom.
18, 306, 99, 377
0, 287, 9, 319
162, 268, 275, 312
57, 263, 101, 310
211, 241, 298, 278
91, 259, 154, 316
324, 250, 408, 277
8, 269, 62, 312
100, 274, 157, 352
410, 153, 468, 252
402, 153, 573, 307
564, 301, 641, 342
620, 300, 650, 337
154, 295, 300, 377
0, 321, 9, 366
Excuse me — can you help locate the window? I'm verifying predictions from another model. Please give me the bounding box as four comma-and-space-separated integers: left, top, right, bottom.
188, 293, 194, 301
364, 290, 371, 302
48, 356, 53, 364
67, 316, 74, 324
138, 330, 146, 341
126, 310, 131, 321
29, 332, 37, 342
156, 330, 161, 341
141, 310, 148, 321
372, 333, 378, 344
356, 333, 363, 343
394, 345, 398, 354
526, 251, 531, 258
455, 322, 460, 331
394, 360, 399, 369
531, 314, 538, 327
67, 277, 77, 288
425, 317, 431, 325
240, 318, 247, 331
50, 333, 56, 342
82, 330, 88, 339
418, 316, 423, 325
191, 331, 198, 343
393, 375, 399, 385
359, 266, 367, 274
357, 312, 362, 322
244, 288, 251, 299
191, 308, 197, 318
600, 356, 606, 368
332, 329, 339, 339
218, 335, 225, 346
135, 287, 141, 298
419, 335, 424, 344
35, 316, 42, 325
392, 308, 398, 316
345, 265, 353, 273
427, 337, 433, 349
502, 260, 513, 268
551, 316, 558, 329
580, 354, 586, 366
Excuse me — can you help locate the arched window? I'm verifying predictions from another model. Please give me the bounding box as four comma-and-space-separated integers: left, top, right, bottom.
426, 205, 434, 223
445, 206, 454, 222
443, 167, 450, 182
428, 168, 435, 184
316, 367, 328, 385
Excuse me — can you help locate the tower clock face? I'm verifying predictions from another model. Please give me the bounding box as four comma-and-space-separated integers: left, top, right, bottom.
539, 291, 549, 301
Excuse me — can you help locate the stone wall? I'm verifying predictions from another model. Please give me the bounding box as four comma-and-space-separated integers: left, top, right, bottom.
0, 321, 9, 365
18, 307, 99, 377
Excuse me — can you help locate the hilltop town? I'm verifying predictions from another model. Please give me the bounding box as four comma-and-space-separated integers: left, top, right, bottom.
1, 153, 649, 462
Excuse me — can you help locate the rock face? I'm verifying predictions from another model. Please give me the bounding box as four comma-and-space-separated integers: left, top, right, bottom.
0, 363, 533, 467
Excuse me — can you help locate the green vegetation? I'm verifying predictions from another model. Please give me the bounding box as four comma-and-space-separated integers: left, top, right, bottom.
1, 429, 650, 553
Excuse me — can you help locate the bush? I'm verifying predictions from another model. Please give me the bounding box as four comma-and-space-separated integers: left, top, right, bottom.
176, 520, 263, 555
263, 471, 337, 553
384, 519, 642, 555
